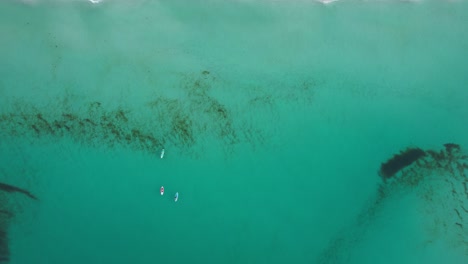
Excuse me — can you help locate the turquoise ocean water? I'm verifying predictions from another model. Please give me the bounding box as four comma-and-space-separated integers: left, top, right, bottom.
0, 0, 467, 263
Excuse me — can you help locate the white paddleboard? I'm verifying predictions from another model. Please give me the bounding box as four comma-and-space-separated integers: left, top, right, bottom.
160, 186, 164, 195
174, 192, 179, 202
160, 148, 165, 159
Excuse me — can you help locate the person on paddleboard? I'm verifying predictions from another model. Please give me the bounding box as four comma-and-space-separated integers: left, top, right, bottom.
160, 186, 164, 195
174, 192, 179, 202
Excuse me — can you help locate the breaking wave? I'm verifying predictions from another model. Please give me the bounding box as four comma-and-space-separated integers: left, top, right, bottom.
12, 0, 463, 6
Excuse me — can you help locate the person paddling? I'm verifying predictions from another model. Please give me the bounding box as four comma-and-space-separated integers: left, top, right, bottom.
174, 192, 179, 202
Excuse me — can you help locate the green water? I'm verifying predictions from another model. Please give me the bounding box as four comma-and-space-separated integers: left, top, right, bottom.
1, 0, 467, 263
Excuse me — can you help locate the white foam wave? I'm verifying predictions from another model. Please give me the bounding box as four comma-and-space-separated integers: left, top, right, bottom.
14, 0, 104, 5
316, 0, 340, 4
9, 0, 466, 7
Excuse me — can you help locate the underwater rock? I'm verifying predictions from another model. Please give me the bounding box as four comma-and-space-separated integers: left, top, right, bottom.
0, 182, 38, 263
0, 182, 38, 200
444, 143, 460, 153
0, 229, 8, 264
379, 147, 426, 181
318, 144, 468, 264
0, 202, 10, 264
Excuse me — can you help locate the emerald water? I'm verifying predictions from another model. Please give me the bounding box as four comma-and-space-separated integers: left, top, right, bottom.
1, 0, 467, 263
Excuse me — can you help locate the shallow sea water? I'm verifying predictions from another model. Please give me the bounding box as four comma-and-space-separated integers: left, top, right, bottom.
0, 0, 467, 263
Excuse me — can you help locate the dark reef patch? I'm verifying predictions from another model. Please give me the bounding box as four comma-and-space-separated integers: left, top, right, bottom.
0, 70, 317, 158
0, 71, 248, 157
0, 181, 38, 263
0, 101, 163, 156
0, 183, 38, 201
379, 147, 426, 181
0, 200, 10, 264
318, 143, 468, 264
